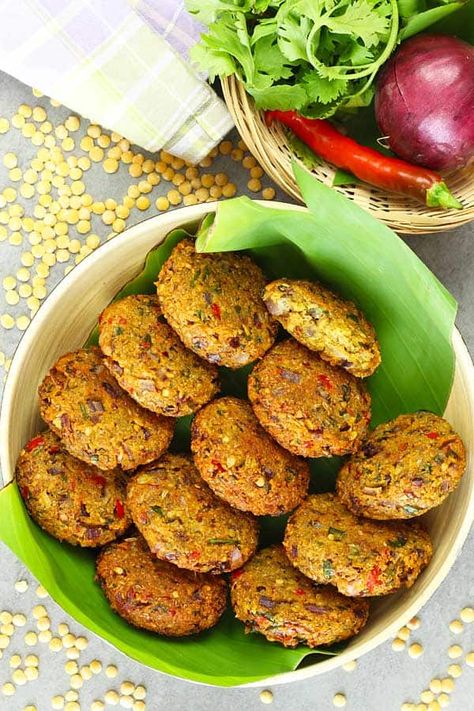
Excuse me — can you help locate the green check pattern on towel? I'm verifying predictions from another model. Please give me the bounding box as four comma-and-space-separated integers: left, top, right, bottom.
0, 0, 233, 162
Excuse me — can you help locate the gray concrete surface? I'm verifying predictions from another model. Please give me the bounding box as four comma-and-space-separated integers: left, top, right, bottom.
0, 70, 473, 710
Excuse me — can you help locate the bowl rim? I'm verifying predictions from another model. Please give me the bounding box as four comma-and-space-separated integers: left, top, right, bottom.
1, 201, 474, 687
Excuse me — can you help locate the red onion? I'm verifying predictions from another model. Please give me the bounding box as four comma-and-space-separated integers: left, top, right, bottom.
375, 34, 474, 172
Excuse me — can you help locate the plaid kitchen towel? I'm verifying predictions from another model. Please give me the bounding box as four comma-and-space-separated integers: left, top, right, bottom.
0, 0, 233, 162
130, 0, 205, 66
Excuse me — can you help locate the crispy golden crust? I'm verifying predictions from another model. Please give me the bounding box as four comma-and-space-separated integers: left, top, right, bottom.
284, 494, 432, 597
126, 453, 259, 574
191, 397, 310, 515
263, 279, 381, 378
16, 430, 130, 546
156, 239, 277, 369
96, 536, 227, 636
248, 339, 371, 458
38, 348, 174, 471
337, 412, 466, 519
230, 545, 369, 648
98, 295, 219, 417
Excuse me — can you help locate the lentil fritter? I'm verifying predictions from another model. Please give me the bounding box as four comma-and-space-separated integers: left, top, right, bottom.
263, 279, 381, 378
248, 339, 371, 458
284, 493, 432, 597
337, 411, 466, 520
230, 545, 369, 648
191, 396, 310, 515
96, 536, 227, 636
98, 294, 219, 417
16, 430, 130, 546
127, 453, 259, 574
38, 348, 174, 471
156, 239, 277, 368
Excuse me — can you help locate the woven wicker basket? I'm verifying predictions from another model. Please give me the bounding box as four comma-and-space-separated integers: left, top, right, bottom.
222, 76, 474, 234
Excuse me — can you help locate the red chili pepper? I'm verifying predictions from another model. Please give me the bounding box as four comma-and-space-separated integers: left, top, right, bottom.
190, 550, 201, 560
317, 374, 333, 390
294, 587, 306, 596
211, 459, 226, 473
211, 303, 221, 320
426, 431, 440, 439
20, 485, 30, 500
231, 568, 244, 581
48, 446, 61, 454
265, 111, 462, 210
366, 564, 382, 594
115, 500, 125, 519
25, 435, 45, 452
90, 474, 107, 487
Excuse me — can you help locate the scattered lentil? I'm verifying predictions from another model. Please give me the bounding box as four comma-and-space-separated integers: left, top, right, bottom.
448, 645, 463, 659
460, 607, 474, 623
466, 651, 474, 667
259, 690, 273, 705
392, 638, 406, 652
132, 686, 146, 700
105, 690, 120, 705
333, 693, 347, 708
24, 631, 38, 645
52, 696, 65, 710
106, 665, 118, 679
420, 691, 434, 703
2, 682, 16, 696
438, 694, 450, 708
10, 654, 22, 668
12, 613, 27, 627
447, 664, 462, 678
408, 643, 424, 659
12, 669, 27, 685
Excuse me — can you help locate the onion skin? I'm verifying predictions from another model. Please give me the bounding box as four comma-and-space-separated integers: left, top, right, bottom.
375, 34, 474, 172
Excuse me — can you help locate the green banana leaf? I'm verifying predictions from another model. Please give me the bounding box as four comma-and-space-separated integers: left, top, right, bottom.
0, 166, 457, 686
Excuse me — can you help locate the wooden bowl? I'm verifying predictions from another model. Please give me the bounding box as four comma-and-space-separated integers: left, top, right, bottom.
222, 76, 474, 235
1, 202, 474, 685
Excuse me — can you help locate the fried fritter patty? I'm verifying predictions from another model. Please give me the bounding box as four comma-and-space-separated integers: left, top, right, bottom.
38, 348, 174, 471
248, 339, 371, 458
230, 545, 369, 648
284, 494, 432, 597
96, 536, 227, 636
191, 397, 310, 515
16, 430, 130, 546
98, 295, 219, 417
156, 239, 277, 368
127, 453, 259, 574
337, 411, 466, 520
263, 279, 381, 378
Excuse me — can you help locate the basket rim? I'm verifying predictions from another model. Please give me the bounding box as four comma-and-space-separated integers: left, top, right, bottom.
222, 75, 474, 235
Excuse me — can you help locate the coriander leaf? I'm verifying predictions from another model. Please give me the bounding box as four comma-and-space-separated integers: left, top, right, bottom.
248, 83, 307, 110
185, 0, 250, 25
251, 0, 285, 11
276, 7, 313, 62
254, 34, 295, 84
190, 43, 236, 81
191, 12, 255, 83
324, 0, 391, 48
251, 18, 278, 44
302, 70, 348, 104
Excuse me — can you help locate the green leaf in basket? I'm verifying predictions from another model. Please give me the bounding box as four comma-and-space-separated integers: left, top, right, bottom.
0, 166, 457, 686
399, 1, 465, 39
